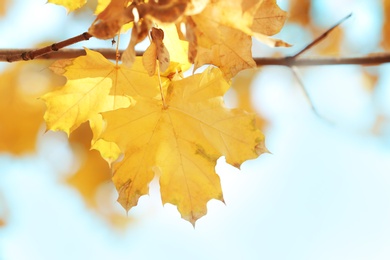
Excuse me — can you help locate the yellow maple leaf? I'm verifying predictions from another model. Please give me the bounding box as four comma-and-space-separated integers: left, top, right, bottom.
50, 48, 162, 98
48, 0, 87, 12
43, 49, 170, 161
43, 49, 163, 136
42, 77, 119, 135
98, 67, 266, 225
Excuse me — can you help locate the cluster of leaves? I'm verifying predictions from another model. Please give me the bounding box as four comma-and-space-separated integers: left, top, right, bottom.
1, 0, 390, 228
41, 0, 287, 224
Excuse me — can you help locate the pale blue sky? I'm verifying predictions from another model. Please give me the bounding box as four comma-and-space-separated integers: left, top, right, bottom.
1, 0, 390, 259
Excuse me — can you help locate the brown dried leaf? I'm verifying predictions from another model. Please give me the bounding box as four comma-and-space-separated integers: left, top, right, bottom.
191, 14, 256, 79
142, 27, 170, 76
122, 20, 151, 68
251, 0, 287, 36
89, 0, 130, 39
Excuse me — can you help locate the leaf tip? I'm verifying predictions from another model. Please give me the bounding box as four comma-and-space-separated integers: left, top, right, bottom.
255, 141, 270, 155
184, 212, 201, 228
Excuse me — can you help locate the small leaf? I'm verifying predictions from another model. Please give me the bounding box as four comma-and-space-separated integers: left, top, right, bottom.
142, 27, 170, 76
251, 0, 288, 36
142, 42, 158, 76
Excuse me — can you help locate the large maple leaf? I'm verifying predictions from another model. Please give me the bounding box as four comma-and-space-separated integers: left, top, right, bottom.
98, 67, 266, 225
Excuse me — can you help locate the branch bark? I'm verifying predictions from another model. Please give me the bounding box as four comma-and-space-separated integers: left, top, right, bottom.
1, 32, 92, 62
1, 48, 390, 67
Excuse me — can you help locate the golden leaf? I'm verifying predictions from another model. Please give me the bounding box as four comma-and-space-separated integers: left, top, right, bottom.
41, 77, 115, 135
98, 67, 266, 225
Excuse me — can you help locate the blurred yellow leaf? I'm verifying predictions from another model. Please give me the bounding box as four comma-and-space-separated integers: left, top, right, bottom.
69, 123, 112, 208
0, 63, 59, 154
231, 69, 267, 129
0, 0, 9, 16
68, 123, 132, 228
288, 0, 311, 25
315, 26, 343, 56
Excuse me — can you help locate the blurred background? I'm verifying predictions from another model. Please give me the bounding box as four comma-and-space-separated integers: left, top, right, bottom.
1, 0, 390, 259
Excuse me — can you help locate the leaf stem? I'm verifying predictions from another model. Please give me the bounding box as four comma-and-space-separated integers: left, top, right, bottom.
115, 34, 121, 67
156, 61, 167, 109
292, 13, 352, 59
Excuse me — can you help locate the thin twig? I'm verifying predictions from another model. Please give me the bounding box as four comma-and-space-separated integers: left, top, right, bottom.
290, 66, 335, 124
256, 55, 390, 66
2, 32, 92, 62
290, 66, 318, 113
292, 13, 352, 59
286, 13, 353, 119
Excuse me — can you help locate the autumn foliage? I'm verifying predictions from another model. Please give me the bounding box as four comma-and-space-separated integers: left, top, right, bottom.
22, 0, 287, 225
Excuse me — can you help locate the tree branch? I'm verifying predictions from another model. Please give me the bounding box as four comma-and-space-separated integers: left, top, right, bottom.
1, 14, 387, 67
1, 48, 390, 67
1, 32, 92, 62
0, 48, 142, 61
0, 14, 388, 67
